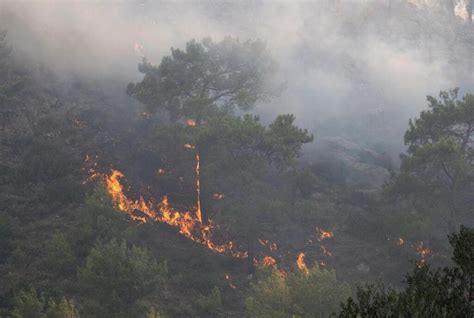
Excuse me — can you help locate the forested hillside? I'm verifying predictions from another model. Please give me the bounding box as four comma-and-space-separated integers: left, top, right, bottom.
0, 1, 473, 317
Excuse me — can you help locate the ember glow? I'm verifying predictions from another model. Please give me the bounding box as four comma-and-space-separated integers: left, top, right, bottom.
186, 119, 196, 127
184, 143, 195, 149
296, 252, 309, 275
260, 255, 277, 268
258, 239, 278, 252
316, 227, 334, 241
224, 273, 237, 289
320, 245, 332, 257
213, 193, 224, 200
415, 241, 431, 266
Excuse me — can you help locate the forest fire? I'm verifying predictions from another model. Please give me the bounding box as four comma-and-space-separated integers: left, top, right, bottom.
316, 227, 334, 241
296, 252, 309, 275
415, 241, 431, 266
186, 119, 196, 127
183, 143, 195, 149
99, 166, 247, 258
260, 255, 277, 268
258, 239, 278, 251
224, 274, 237, 289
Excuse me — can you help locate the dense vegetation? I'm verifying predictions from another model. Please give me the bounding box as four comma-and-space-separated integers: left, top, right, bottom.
0, 2, 473, 317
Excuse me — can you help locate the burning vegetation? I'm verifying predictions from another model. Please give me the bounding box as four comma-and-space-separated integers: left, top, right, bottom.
2, 2, 474, 316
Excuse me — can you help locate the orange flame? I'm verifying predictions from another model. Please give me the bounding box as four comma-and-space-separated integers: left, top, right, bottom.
186, 119, 196, 127
224, 273, 237, 289
415, 241, 431, 267
102, 167, 246, 258
261, 255, 277, 268
296, 252, 309, 275
258, 239, 278, 251
184, 144, 195, 149
397, 237, 405, 246
316, 227, 334, 241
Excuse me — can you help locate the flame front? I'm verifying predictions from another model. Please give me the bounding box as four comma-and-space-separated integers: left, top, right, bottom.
103, 167, 246, 258
296, 252, 309, 275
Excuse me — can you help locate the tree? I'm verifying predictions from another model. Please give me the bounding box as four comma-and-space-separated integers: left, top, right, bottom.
245, 269, 291, 318
386, 89, 474, 232
196, 113, 313, 272
11, 288, 79, 318
245, 266, 350, 317
0, 212, 13, 263
44, 297, 80, 318
11, 288, 45, 318
78, 239, 167, 318
0, 30, 26, 113
44, 232, 76, 277
195, 286, 222, 316
127, 37, 279, 125
449, 225, 474, 302
76, 188, 135, 256
337, 226, 474, 317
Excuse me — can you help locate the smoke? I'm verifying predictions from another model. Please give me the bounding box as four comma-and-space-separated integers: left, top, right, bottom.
1, 0, 473, 154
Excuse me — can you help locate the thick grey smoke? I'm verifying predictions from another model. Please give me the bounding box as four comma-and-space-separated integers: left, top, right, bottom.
1, 0, 473, 155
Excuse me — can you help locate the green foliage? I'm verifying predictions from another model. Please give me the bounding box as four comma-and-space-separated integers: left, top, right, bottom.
11, 288, 45, 318
386, 89, 474, 231
196, 286, 222, 316
0, 30, 26, 107
246, 266, 350, 317
146, 306, 162, 318
44, 232, 75, 276
337, 226, 474, 317
127, 37, 279, 123
197, 113, 313, 168
14, 139, 83, 204
11, 288, 79, 318
78, 239, 167, 318
449, 225, 474, 302
245, 271, 291, 318
77, 187, 135, 253
44, 297, 80, 318
0, 212, 13, 263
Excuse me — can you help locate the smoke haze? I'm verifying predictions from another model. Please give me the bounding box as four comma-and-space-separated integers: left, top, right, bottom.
1, 0, 473, 155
